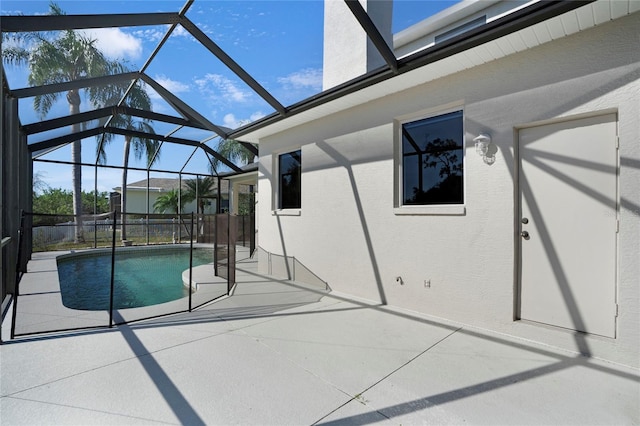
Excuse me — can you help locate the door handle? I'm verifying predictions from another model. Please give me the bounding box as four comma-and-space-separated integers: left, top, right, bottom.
521, 231, 530, 239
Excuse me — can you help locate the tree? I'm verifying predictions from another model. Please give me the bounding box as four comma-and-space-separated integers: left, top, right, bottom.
183, 176, 217, 214
408, 137, 463, 204
33, 188, 109, 216
81, 191, 110, 215
32, 171, 49, 195
153, 189, 185, 215
238, 192, 255, 216
210, 139, 257, 173
96, 79, 160, 241
422, 138, 463, 181
32, 188, 73, 216
2, 2, 124, 242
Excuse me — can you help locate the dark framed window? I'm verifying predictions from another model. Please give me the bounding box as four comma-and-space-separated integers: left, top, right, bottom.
402, 110, 464, 205
278, 150, 301, 209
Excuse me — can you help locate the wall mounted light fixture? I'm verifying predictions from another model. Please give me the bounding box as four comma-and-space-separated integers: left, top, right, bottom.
473, 133, 495, 165
474, 133, 491, 156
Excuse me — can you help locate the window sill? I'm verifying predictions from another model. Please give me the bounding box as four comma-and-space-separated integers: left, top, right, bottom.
272, 209, 301, 216
394, 205, 466, 216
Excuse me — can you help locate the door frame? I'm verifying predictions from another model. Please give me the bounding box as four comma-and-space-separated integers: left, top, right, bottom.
513, 110, 620, 335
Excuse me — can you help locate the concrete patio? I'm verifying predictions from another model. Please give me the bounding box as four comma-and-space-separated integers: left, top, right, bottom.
1, 250, 639, 425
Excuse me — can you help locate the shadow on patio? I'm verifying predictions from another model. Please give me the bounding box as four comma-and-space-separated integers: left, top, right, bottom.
1, 249, 638, 424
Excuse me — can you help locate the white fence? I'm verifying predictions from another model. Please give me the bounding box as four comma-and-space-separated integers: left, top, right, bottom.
32, 219, 112, 244
31, 218, 187, 248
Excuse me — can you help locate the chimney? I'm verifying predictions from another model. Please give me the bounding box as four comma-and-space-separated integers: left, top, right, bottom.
323, 0, 393, 91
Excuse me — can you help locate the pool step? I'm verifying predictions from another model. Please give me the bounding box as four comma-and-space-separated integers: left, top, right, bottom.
181, 264, 227, 291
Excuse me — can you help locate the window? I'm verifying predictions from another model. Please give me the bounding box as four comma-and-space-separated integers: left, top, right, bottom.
401, 110, 464, 206
278, 150, 301, 209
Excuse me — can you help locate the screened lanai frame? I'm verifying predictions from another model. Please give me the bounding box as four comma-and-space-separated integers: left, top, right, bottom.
4, 0, 257, 174
1, 0, 596, 324
2, 0, 594, 159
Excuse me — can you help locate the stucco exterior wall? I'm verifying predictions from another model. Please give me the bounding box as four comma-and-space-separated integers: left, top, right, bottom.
258, 14, 640, 366
123, 191, 201, 215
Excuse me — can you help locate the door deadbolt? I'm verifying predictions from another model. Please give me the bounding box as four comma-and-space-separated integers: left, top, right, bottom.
521, 217, 529, 224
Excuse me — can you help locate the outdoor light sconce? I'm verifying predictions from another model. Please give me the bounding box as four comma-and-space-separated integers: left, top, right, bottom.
474, 133, 491, 156
473, 133, 495, 165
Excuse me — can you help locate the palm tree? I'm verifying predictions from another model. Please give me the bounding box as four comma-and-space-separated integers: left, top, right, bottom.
32, 171, 49, 195
95, 80, 160, 242
2, 3, 122, 243
153, 189, 185, 215
210, 139, 257, 173
183, 176, 217, 214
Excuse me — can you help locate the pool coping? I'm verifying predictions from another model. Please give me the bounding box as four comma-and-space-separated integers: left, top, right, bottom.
8, 244, 234, 336
55, 242, 216, 261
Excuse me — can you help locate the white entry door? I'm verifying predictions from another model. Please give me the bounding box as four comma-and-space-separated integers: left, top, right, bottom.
518, 113, 617, 338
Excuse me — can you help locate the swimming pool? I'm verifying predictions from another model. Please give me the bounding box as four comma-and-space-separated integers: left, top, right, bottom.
57, 247, 214, 310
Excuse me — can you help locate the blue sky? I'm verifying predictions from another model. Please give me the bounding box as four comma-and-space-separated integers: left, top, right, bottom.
2, 0, 458, 194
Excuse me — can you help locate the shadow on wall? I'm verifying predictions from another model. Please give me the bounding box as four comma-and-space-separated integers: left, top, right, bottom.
315, 140, 387, 305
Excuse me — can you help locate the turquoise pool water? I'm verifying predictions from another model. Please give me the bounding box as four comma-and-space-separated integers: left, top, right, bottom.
57, 248, 213, 310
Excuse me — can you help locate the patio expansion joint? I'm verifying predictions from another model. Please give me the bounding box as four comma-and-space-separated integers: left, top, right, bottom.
1, 324, 232, 399
311, 325, 465, 425
1, 394, 178, 425
200, 299, 365, 399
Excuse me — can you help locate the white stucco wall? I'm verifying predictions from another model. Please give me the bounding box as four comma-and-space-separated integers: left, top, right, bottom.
258, 13, 640, 366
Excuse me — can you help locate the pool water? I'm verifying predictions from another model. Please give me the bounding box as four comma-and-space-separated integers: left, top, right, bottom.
57, 248, 214, 310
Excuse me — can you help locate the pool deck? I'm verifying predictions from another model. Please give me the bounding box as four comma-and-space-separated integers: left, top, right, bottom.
1, 247, 639, 425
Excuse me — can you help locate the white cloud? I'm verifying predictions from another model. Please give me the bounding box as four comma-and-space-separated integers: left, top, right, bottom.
173, 26, 189, 37
132, 28, 166, 44
195, 73, 251, 103
148, 76, 190, 111
152, 75, 190, 99
222, 111, 265, 129
223, 113, 240, 128
250, 111, 266, 121
246, 28, 267, 38
151, 101, 170, 115
278, 68, 323, 91
172, 25, 196, 41
80, 28, 142, 60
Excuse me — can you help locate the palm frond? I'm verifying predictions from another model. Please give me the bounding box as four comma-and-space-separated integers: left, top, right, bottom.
1, 45, 30, 67
95, 132, 114, 165
183, 176, 217, 213
33, 92, 61, 120
153, 189, 185, 214
48, 2, 66, 16
91, 67, 158, 166
210, 139, 257, 173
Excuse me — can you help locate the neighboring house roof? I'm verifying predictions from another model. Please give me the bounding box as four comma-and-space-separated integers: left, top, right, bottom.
127, 178, 185, 192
